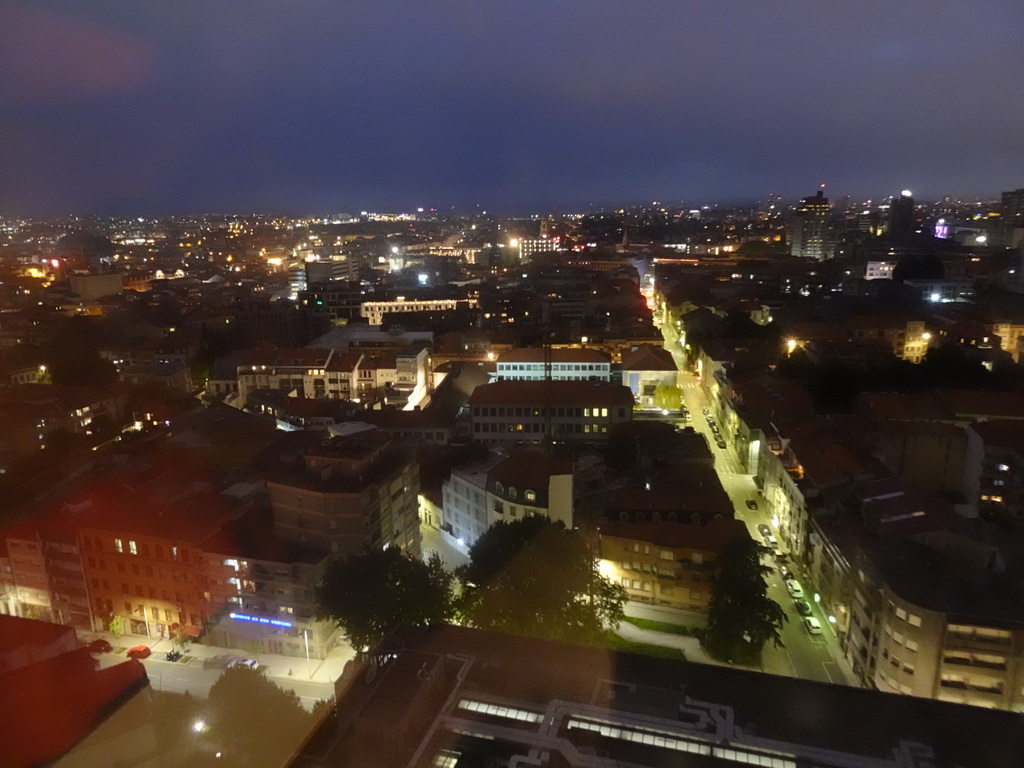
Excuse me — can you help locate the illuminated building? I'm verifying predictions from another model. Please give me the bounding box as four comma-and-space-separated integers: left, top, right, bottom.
441, 450, 573, 549
264, 430, 421, 557
469, 380, 634, 447
493, 347, 612, 382
598, 518, 749, 612
790, 189, 832, 260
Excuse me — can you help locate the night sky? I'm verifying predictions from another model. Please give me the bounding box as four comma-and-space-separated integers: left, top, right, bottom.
2, 1, 1023, 215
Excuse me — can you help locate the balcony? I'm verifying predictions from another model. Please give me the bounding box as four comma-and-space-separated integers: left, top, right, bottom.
942, 656, 1008, 674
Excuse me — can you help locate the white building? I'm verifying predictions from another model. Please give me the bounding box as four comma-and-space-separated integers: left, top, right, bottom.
493, 347, 611, 382
865, 261, 896, 280
360, 297, 477, 325
441, 450, 574, 549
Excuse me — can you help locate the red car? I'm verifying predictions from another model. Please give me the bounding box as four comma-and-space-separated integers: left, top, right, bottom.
127, 645, 151, 660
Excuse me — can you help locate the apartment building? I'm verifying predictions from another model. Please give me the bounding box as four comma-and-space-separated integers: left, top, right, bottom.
441, 450, 573, 548
469, 380, 634, 447
493, 347, 611, 382
264, 430, 421, 557
599, 518, 748, 611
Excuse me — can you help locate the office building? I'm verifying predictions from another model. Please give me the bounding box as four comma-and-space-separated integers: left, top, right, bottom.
790, 189, 832, 260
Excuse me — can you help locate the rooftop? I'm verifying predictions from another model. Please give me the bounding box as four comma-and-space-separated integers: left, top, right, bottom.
469, 380, 635, 408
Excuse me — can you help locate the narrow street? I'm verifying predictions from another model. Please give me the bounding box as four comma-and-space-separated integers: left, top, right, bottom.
651, 311, 857, 687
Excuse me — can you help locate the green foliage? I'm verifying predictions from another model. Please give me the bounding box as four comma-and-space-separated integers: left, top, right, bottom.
702, 536, 785, 665
620, 616, 697, 636
456, 517, 626, 645
315, 548, 454, 652
601, 631, 687, 662
652, 383, 683, 411
108, 614, 125, 637
206, 667, 312, 767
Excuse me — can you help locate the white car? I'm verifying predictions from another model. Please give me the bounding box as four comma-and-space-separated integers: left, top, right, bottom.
785, 579, 804, 599
803, 616, 822, 635
228, 657, 259, 670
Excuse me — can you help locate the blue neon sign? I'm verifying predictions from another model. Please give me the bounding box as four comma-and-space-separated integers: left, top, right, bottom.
229, 612, 292, 629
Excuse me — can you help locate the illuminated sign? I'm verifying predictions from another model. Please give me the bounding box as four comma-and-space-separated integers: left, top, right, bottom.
229, 612, 292, 628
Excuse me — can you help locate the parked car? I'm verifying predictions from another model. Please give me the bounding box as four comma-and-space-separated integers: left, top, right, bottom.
756, 523, 770, 537
127, 645, 151, 660
86, 638, 113, 654
228, 657, 259, 670
762, 535, 777, 548
785, 580, 804, 599
746, 500, 758, 510
794, 600, 812, 616
774, 549, 788, 562
803, 616, 823, 635
779, 566, 794, 581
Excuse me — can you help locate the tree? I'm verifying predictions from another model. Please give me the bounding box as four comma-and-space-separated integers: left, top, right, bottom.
702, 535, 786, 665
653, 383, 683, 411
108, 614, 125, 637
456, 517, 626, 645
315, 548, 454, 652
205, 667, 311, 767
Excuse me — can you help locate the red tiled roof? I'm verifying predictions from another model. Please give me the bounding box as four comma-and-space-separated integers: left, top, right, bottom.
621, 344, 676, 372
489, 450, 573, 489
326, 351, 362, 373
469, 380, 634, 407
600, 517, 749, 551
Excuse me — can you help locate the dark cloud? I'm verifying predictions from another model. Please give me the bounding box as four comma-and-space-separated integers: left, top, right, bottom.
1, 0, 1023, 214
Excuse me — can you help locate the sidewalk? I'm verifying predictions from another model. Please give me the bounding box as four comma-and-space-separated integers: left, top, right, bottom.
615, 602, 798, 679
81, 628, 355, 686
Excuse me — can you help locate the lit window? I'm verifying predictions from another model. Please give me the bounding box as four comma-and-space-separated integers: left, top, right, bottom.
129, 541, 138, 555
114, 539, 123, 553
524, 490, 536, 502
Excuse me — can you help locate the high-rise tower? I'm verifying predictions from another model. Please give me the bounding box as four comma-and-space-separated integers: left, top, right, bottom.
790, 189, 831, 259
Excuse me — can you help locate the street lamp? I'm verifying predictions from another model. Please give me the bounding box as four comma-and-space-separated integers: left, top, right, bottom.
304, 628, 311, 680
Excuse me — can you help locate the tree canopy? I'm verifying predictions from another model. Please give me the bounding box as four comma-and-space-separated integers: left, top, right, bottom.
702, 535, 786, 665
456, 516, 626, 645
205, 667, 311, 767
315, 547, 454, 652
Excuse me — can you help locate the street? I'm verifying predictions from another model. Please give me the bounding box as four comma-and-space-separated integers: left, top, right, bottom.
91, 634, 352, 711
654, 311, 857, 687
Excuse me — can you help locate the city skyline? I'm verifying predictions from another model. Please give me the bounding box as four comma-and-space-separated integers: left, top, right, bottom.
3, 1, 1023, 215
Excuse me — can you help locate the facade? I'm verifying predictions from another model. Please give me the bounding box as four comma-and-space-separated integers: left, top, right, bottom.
441, 450, 573, 548
865, 260, 896, 280
119, 360, 194, 393
620, 344, 678, 408
493, 347, 611, 382
234, 345, 427, 407
201, 510, 341, 661
599, 518, 748, 611
265, 430, 421, 557
469, 380, 634, 447
965, 420, 1024, 523
847, 315, 931, 362
360, 297, 477, 325
69, 272, 123, 301
299, 281, 365, 322
790, 189, 831, 260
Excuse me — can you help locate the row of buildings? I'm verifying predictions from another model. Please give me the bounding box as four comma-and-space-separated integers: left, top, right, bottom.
663, 285, 1024, 710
